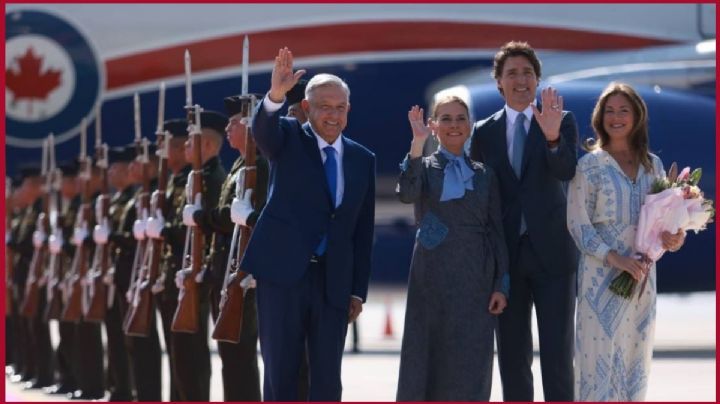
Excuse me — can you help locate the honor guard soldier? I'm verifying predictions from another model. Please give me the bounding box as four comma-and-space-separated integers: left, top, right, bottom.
6, 175, 22, 381
99, 146, 136, 401
44, 160, 81, 396
166, 111, 228, 401
119, 142, 163, 401
7, 164, 50, 387
189, 96, 269, 401
145, 119, 190, 402
68, 162, 105, 400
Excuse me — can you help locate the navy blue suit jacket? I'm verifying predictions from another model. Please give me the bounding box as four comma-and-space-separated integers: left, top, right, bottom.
469, 107, 579, 275
242, 100, 376, 310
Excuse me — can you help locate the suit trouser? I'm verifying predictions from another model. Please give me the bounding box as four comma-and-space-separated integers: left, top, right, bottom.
27, 290, 54, 386
104, 300, 132, 400
117, 292, 162, 401
257, 259, 349, 401
74, 320, 105, 397
496, 234, 576, 402
210, 283, 262, 401
55, 321, 78, 390
171, 284, 212, 401
157, 285, 180, 402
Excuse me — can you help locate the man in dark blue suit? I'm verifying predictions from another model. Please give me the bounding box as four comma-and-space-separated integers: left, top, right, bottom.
469, 41, 579, 401
242, 47, 375, 401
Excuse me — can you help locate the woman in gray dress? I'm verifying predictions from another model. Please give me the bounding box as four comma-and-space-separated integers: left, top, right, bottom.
396, 95, 509, 401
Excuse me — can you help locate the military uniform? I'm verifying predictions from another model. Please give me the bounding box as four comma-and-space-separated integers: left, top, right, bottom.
166, 153, 225, 401
103, 176, 135, 401
117, 180, 163, 401
12, 189, 55, 388
7, 188, 39, 384
200, 154, 268, 401
70, 190, 105, 399
47, 162, 81, 396
156, 163, 191, 402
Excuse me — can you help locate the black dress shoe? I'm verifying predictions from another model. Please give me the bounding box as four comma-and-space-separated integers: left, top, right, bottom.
23, 378, 54, 389
108, 392, 133, 401
69, 390, 105, 400
44, 383, 76, 395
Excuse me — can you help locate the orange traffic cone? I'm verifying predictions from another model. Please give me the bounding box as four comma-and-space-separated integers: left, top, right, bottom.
383, 298, 394, 339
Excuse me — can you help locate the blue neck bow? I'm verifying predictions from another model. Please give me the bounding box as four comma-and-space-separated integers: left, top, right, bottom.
438, 146, 475, 202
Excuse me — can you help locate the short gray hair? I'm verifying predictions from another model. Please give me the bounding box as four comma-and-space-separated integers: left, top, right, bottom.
305, 74, 350, 101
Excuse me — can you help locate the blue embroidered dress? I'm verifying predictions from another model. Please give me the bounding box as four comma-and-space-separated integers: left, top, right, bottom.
567, 149, 664, 401
395, 151, 509, 401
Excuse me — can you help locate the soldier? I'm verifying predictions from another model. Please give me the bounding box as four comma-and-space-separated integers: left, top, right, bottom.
7, 164, 45, 386
186, 96, 269, 401
69, 163, 106, 400
100, 147, 136, 401
44, 160, 81, 396
172, 111, 228, 401
118, 142, 163, 401
146, 119, 190, 402
5, 176, 22, 379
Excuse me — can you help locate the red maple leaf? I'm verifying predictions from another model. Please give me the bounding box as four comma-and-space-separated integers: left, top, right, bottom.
6, 46, 63, 111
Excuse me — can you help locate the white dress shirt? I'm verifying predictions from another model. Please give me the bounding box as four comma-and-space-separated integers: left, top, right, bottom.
504, 103, 534, 163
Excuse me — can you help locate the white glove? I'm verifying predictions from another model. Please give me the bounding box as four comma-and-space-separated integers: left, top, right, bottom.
32, 229, 47, 248
48, 232, 64, 254
146, 209, 165, 239
71, 225, 88, 246
182, 194, 202, 227
175, 268, 193, 290
239, 274, 257, 290
93, 218, 110, 245
132, 218, 146, 240
230, 189, 254, 226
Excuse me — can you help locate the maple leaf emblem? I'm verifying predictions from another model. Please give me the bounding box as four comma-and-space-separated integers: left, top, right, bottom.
6, 46, 63, 115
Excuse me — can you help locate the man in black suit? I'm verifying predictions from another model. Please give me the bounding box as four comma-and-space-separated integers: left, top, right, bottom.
469, 41, 579, 401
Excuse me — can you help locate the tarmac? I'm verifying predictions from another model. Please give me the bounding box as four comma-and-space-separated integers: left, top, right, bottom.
5, 288, 716, 402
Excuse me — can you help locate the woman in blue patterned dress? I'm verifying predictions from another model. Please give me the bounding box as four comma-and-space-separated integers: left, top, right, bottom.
395, 95, 509, 401
567, 83, 685, 401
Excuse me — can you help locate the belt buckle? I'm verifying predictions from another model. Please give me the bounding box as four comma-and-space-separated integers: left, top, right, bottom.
310, 255, 319, 263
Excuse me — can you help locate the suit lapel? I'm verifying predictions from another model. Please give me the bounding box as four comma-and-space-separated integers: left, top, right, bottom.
488, 109, 518, 182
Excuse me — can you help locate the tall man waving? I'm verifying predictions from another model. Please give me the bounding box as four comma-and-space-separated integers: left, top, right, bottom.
246, 47, 376, 401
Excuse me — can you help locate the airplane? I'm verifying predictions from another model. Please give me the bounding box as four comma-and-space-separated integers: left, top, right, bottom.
4, 4, 716, 291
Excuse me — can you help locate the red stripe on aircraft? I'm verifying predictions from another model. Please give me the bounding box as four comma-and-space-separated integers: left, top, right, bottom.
105, 21, 677, 90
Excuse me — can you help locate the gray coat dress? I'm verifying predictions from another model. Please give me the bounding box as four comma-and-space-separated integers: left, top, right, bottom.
395, 151, 509, 401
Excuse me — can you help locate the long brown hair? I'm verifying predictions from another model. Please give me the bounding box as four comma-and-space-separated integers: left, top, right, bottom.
587, 82, 653, 172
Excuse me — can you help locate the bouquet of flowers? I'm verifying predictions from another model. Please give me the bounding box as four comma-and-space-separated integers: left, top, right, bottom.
609, 162, 715, 299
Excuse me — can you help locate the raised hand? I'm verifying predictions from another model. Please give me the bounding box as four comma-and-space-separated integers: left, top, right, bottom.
408, 105, 432, 158
531, 86, 563, 143
269, 47, 307, 103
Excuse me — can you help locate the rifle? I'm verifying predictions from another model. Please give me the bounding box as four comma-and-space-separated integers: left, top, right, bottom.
212, 36, 257, 342
61, 120, 92, 323
125, 83, 169, 336
211, 94, 258, 343
20, 137, 51, 319
171, 102, 205, 334
83, 124, 110, 322
44, 140, 65, 322
123, 137, 151, 333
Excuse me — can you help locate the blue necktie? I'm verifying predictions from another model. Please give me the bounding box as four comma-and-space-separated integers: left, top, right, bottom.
512, 114, 528, 235
512, 113, 526, 178
315, 146, 337, 255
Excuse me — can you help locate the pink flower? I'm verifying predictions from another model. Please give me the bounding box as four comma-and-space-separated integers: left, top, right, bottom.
677, 167, 691, 182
